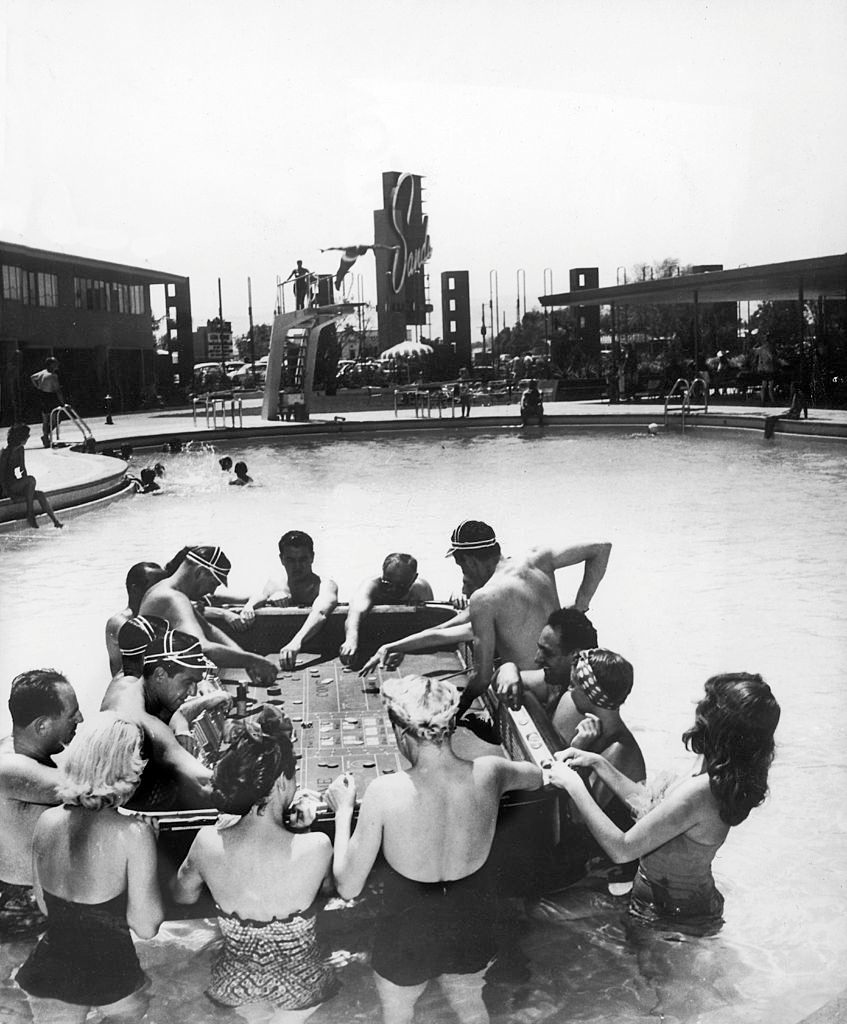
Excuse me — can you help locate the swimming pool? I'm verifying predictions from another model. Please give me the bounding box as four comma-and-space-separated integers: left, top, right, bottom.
1, 426, 846, 1023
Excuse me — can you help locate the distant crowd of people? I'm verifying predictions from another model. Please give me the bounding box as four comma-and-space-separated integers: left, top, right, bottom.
1, 520, 780, 1024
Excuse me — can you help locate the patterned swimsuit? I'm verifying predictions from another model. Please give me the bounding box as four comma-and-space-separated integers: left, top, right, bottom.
207, 903, 337, 1010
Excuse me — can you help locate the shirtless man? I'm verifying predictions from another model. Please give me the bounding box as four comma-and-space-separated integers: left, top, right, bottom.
241, 531, 339, 670
101, 629, 229, 809
30, 356, 63, 447
141, 545, 277, 685
105, 561, 166, 675
362, 522, 612, 718
326, 675, 541, 1024
339, 553, 434, 666
0, 670, 83, 937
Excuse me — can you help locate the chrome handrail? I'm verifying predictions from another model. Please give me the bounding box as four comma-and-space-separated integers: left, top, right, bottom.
49, 404, 95, 447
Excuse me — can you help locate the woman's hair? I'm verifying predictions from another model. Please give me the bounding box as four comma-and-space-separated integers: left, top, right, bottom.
211, 706, 296, 816
382, 675, 459, 746
683, 672, 780, 826
6, 422, 30, 447
58, 711, 146, 811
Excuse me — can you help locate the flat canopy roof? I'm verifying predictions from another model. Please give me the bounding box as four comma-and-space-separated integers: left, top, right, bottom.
0, 240, 188, 285
540, 253, 847, 307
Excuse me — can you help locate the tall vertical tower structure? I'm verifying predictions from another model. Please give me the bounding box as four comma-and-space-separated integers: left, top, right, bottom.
569, 267, 600, 361
373, 172, 432, 351
441, 271, 471, 367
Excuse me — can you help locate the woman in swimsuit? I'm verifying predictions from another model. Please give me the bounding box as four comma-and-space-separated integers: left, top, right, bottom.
0, 423, 63, 528
16, 711, 163, 1023
172, 706, 337, 1023
325, 674, 542, 1024
549, 671, 780, 933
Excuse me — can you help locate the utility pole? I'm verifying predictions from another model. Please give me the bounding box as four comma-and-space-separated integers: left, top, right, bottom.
247, 277, 256, 378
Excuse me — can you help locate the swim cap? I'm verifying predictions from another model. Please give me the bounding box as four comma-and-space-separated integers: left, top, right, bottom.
185, 546, 231, 585
143, 630, 214, 670
118, 615, 170, 657
571, 649, 633, 711
445, 520, 498, 557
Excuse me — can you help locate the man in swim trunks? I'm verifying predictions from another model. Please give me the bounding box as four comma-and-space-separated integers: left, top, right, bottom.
101, 629, 229, 809
358, 524, 611, 709
30, 357, 63, 447
241, 531, 339, 670
141, 545, 277, 685
0, 669, 83, 937
326, 675, 541, 1024
339, 553, 434, 667
105, 561, 167, 675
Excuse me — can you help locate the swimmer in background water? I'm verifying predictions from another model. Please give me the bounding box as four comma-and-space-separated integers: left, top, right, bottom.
548, 672, 780, 933
219, 456, 232, 473
229, 461, 253, 486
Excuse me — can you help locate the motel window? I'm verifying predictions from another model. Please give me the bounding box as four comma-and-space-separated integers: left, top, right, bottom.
580, 316, 586, 329
37, 273, 58, 307
448, 276, 455, 288
450, 320, 457, 333
2, 265, 57, 305
579, 273, 586, 287
449, 298, 456, 312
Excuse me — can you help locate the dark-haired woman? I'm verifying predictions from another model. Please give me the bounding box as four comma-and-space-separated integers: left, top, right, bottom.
172, 707, 337, 1022
548, 672, 780, 932
0, 423, 63, 528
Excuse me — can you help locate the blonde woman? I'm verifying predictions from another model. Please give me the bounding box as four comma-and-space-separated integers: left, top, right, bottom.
326, 675, 542, 1024
16, 712, 163, 1022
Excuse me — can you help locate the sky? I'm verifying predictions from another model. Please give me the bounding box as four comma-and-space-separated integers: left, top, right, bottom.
2, 0, 846, 341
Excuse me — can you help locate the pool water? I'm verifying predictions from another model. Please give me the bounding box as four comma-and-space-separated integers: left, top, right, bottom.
1, 426, 846, 1023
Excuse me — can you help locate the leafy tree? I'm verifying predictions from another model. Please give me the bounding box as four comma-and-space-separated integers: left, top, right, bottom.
234, 324, 271, 361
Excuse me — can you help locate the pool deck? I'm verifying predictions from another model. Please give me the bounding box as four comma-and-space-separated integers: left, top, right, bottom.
3, 393, 846, 529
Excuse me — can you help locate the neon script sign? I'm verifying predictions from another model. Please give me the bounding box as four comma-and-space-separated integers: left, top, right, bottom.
389, 172, 432, 294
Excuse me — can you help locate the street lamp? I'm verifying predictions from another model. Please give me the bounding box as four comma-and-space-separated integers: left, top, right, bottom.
543, 268, 554, 357
516, 268, 526, 325
489, 270, 499, 360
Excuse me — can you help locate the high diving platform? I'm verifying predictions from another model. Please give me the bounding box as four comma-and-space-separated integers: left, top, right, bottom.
262, 304, 359, 421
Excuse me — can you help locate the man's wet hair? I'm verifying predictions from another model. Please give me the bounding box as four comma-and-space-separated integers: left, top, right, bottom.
278, 530, 314, 555
546, 607, 598, 653
125, 562, 165, 601
234, 461, 248, 476
382, 553, 417, 577
219, 456, 232, 471
9, 669, 70, 728
164, 547, 191, 575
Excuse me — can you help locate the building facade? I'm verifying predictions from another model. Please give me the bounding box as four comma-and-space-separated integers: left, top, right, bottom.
441, 271, 472, 367
0, 241, 192, 425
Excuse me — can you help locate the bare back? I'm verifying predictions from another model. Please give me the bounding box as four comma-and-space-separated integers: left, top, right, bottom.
34, 805, 138, 902
188, 822, 331, 920
379, 753, 505, 882
0, 738, 59, 885
476, 556, 559, 669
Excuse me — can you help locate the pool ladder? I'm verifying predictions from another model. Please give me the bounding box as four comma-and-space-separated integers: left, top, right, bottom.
49, 404, 95, 450
663, 378, 709, 430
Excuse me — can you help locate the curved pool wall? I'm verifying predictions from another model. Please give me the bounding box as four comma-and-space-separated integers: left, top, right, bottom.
1, 426, 846, 1024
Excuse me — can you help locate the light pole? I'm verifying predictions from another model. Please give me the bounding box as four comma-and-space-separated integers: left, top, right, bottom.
543, 268, 553, 357
516, 268, 526, 325
489, 270, 499, 362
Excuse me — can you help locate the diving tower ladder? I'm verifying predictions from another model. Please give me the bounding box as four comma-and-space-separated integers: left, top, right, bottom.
262, 304, 357, 421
